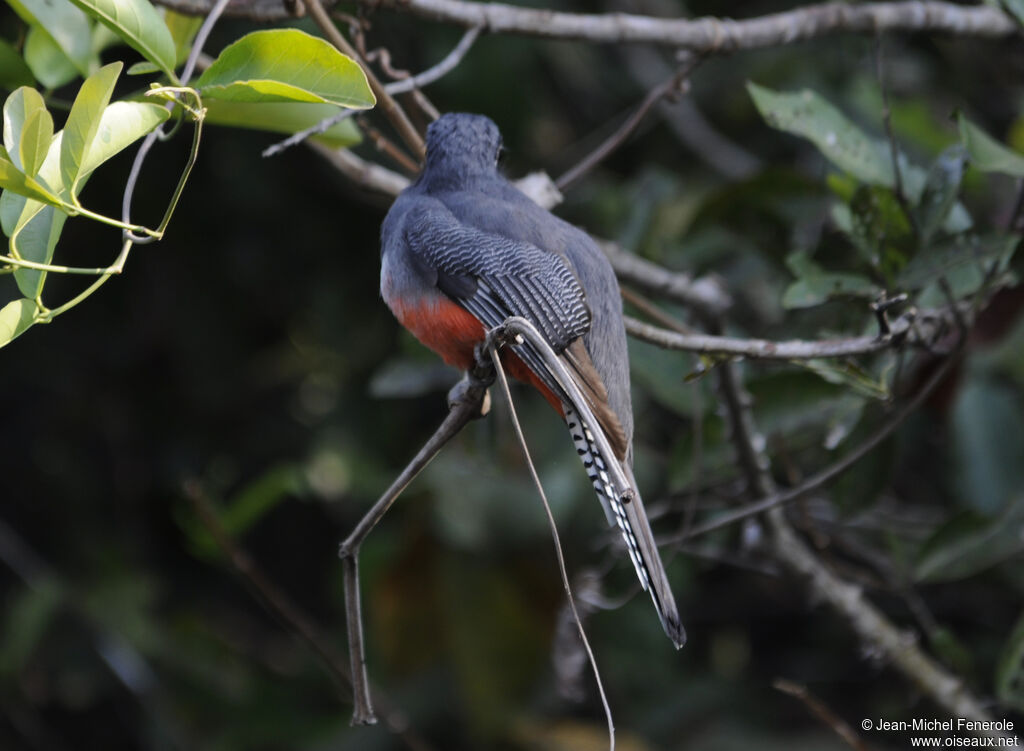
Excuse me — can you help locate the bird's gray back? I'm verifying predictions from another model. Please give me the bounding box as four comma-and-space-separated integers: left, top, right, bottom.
428, 177, 635, 449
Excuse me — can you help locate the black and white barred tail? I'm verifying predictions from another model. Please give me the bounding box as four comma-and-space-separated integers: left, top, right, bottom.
564, 404, 687, 648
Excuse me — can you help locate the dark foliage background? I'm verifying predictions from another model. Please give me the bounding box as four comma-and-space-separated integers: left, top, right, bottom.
1, 2, 1023, 749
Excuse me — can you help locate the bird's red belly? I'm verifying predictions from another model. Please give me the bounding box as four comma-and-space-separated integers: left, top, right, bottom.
390, 297, 563, 413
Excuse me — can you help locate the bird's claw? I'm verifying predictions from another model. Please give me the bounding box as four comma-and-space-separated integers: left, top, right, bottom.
447, 374, 491, 417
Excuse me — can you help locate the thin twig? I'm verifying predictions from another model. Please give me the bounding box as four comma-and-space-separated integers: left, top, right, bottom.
556, 57, 700, 191
1007, 178, 1024, 232
874, 33, 920, 239
180, 0, 232, 85
305, 0, 426, 159
357, 116, 422, 173
262, 26, 482, 157
0, 519, 189, 749
773, 679, 871, 751
184, 483, 436, 750
488, 341, 615, 751
310, 141, 411, 195
385, 26, 483, 95
121, 0, 230, 242
184, 482, 354, 695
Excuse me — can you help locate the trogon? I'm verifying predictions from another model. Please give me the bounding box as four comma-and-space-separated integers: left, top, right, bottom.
380, 113, 685, 648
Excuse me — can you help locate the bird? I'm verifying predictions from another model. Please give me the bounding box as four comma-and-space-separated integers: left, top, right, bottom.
379, 112, 685, 648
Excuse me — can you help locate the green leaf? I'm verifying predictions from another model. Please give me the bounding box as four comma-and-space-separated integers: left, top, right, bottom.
3, 87, 53, 177
0, 148, 64, 206
0, 577, 62, 672
2, 133, 71, 299
91, 17, 122, 55
845, 184, 912, 273
23, 24, 80, 90
203, 100, 362, 148
917, 146, 967, 244
60, 62, 121, 197
996, 612, 1024, 712
18, 108, 54, 179
197, 29, 375, 109
914, 501, 1024, 582
782, 249, 879, 308
126, 61, 160, 76
6, 0, 94, 75
748, 82, 893, 186
67, 0, 177, 77
181, 465, 306, 558
898, 233, 1019, 295
0, 39, 35, 90
798, 358, 891, 400
950, 379, 1024, 515
162, 8, 202, 65
80, 101, 170, 178
0, 297, 38, 347
957, 112, 1024, 177
999, 0, 1024, 28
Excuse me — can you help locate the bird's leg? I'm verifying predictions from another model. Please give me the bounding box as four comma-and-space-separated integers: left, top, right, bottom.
338, 344, 495, 725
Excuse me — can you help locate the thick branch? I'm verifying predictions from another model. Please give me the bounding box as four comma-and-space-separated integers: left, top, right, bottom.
153, 0, 1017, 48
709, 328, 1009, 739
366, 0, 1017, 48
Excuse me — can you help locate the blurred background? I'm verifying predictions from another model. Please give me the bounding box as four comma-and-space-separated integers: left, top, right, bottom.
1, 0, 1023, 748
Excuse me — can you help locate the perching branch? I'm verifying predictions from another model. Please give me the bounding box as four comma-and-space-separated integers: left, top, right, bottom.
303, 145, 739, 319
337, 354, 494, 725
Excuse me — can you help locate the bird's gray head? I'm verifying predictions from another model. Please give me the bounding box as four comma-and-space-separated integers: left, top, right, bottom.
423, 113, 503, 180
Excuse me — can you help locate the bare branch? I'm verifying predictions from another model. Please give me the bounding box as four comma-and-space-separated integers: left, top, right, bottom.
359, 0, 1017, 48
620, 45, 761, 179
625, 313, 908, 359
310, 142, 412, 196
704, 311, 1011, 739
155, 0, 1018, 48
874, 33, 920, 239
664, 342, 960, 544
385, 25, 483, 94
773, 679, 871, 751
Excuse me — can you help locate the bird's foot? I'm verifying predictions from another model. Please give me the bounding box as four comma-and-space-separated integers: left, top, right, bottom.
448, 374, 491, 417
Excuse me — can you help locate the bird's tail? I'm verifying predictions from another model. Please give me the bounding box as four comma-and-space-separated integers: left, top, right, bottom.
564, 404, 686, 649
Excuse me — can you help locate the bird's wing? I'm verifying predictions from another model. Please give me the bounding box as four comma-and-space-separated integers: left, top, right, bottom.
403, 199, 628, 459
